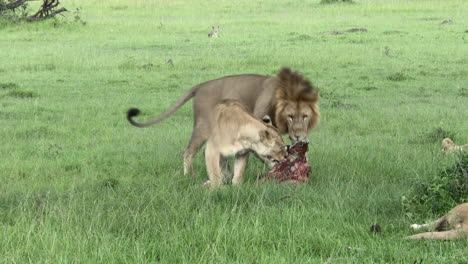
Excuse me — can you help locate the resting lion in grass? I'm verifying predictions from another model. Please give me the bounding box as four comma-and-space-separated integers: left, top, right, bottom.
127, 67, 320, 175
407, 203, 468, 240
203, 100, 286, 187
442, 138, 468, 153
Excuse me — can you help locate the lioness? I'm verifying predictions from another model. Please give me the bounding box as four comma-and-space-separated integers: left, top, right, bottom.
127, 67, 320, 175
204, 100, 286, 187
407, 203, 468, 240
442, 138, 468, 153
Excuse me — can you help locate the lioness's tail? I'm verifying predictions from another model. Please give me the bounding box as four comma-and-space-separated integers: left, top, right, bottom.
127, 85, 199, 127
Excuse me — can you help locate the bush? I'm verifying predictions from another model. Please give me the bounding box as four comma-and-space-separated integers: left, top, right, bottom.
402, 152, 468, 217
0, 0, 29, 21
421, 127, 457, 144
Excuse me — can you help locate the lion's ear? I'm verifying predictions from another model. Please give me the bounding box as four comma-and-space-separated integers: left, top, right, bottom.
262, 115, 272, 125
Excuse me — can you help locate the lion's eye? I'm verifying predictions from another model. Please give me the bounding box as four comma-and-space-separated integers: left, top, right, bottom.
287, 115, 294, 121
303, 115, 308, 120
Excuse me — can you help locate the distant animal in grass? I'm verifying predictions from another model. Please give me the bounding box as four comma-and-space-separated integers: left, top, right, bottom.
208, 26, 219, 38
370, 224, 381, 233
441, 138, 467, 153
441, 19, 453, 24
203, 100, 286, 188
407, 203, 468, 240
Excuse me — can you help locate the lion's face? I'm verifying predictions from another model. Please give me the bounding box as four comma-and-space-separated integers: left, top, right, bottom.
255, 127, 287, 168
276, 101, 319, 143
274, 68, 320, 144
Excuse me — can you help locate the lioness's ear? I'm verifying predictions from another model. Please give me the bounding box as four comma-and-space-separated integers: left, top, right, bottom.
259, 130, 271, 141
262, 115, 272, 125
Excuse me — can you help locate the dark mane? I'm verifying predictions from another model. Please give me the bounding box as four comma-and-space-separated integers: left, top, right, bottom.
276, 67, 319, 102
274, 67, 320, 134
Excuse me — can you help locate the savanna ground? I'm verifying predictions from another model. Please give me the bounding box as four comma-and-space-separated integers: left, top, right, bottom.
1, 0, 467, 263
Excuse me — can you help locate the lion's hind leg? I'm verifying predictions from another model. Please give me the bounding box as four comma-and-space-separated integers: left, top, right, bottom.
184, 122, 209, 176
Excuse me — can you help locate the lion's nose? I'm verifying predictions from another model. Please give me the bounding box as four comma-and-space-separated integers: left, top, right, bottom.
290, 135, 309, 143
290, 135, 300, 142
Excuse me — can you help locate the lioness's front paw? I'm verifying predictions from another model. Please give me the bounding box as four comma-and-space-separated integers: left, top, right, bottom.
203, 180, 211, 187
410, 224, 422, 230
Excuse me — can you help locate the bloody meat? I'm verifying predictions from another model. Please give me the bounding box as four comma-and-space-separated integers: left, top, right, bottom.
266, 141, 311, 184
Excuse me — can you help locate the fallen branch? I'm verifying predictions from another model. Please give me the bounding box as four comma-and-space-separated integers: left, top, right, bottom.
26, 6, 66, 21
2, 0, 36, 11
26, 0, 67, 21
1, 0, 68, 22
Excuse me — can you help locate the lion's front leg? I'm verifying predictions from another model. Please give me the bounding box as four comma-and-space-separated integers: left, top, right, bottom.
232, 152, 249, 186
406, 229, 468, 240
205, 141, 224, 187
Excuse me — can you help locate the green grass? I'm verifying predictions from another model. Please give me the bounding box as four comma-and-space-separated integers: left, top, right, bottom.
1, 0, 468, 262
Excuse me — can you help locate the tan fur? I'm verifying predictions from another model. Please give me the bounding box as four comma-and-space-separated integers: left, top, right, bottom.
204, 100, 286, 187
208, 26, 219, 38
127, 67, 320, 175
442, 138, 468, 153
407, 203, 468, 240
275, 68, 320, 141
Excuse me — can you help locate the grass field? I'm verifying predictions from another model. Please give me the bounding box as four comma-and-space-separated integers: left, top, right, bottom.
1, 0, 468, 262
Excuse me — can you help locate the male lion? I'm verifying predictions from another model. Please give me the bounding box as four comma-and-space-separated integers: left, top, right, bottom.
407, 203, 468, 240
204, 100, 286, 187
127, 67, 320, 175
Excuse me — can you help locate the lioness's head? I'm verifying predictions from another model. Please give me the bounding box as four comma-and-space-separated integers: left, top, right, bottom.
254, 116, 287, 167
275, 68, 320, 143
442, 138, 455, 148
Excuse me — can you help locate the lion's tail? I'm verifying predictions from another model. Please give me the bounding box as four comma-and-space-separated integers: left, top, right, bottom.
127, 85, 199, 127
